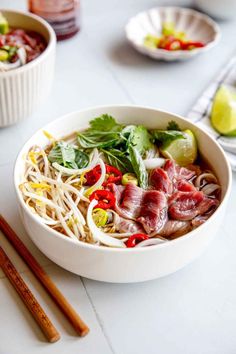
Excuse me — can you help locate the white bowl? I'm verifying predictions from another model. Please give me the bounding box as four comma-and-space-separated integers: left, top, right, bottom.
125, 7, 220, 61
14, 106, 231, 283
0, 10, 56, 127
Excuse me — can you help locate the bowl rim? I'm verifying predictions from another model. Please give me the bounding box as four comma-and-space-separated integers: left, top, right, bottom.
125, 6, 221, 56
14, 104, 232, 253
0, 9, 56, 77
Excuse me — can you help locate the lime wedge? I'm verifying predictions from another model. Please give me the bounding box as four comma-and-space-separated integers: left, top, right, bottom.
0, 49, 8, 61
160, 129, 197, 166
144, 34, 160, 49
162, 22, 175, 36
0, 13, 9, 34
211, 85, 236, 136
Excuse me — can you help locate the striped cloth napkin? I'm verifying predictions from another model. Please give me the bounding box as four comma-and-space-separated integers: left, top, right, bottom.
187, 56, 236, 171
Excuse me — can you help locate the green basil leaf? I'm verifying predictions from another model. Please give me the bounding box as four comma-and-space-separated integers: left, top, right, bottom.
128, 145, 148, 189
152, 130, 186, 149
101, 148, 133, 173
75, 150, 89, 168
129, 125, 154, 155
167, 120, 181, 131
48, 141, 89, 169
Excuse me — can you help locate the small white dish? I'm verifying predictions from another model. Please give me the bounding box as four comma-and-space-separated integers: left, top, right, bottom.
125, 7, 221, 61
14, 105, 231, 283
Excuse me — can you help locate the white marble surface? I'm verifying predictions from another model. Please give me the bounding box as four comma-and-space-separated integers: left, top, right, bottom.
0, 1, 236, 353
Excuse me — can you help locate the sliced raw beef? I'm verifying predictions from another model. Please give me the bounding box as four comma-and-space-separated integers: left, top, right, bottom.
110, 183, 167, 234
191, 200, 219, 227
110, 183, 143, 219
176, 179, 196, 192
168, 191, 219, 221
160, 220, 191, 239
177, 166, 196, 181
163, 159, 176, 179
137, 190, 167, 234
191, 215, 208, 227
150, 168, 172, 194
196, 197, 219, 215
164, 159, 196, 181
117, 217, 145, 234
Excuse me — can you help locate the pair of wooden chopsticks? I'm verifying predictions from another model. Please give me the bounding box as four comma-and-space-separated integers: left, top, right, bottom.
0, 214, 89, 343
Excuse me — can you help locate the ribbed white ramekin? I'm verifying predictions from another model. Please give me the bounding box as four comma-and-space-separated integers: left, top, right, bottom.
0, 10, 56, 127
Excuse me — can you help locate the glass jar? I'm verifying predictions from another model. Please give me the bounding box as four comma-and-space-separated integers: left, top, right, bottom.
28, 0, 80, 40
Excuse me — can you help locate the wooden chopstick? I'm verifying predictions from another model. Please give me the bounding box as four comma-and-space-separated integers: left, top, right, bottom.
0, 247, 60, 343
0, 214, 89, 337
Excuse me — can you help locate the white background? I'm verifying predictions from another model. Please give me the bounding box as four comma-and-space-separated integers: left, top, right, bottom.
0, 1, 236, 353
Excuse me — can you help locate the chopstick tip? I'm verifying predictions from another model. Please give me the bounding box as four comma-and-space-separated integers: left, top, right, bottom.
49, 332, 61, 343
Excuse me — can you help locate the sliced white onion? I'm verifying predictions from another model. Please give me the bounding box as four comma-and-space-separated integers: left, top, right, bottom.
195, 173, 218, 188
135, 238, 167, 247
0, 47, 27, 73
143, 158, 165, 170
17, 47, 27, 65
84, 158, 106, 196
87, 200, 126, 248
106, 232, 133, 238
201, 183, 220, 195
145, 146, 160, 159
52, 148, 99, 176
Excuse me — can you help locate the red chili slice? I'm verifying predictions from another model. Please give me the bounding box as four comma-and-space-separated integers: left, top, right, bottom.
89, 189, 115, 209
182, 41, 205, 50
164, 39, 183, 51
158, 35, 175, 49
125, 234, 149, 248
105, 165, 122, 185
84, 164, 122, 186
84, 165, 101, 186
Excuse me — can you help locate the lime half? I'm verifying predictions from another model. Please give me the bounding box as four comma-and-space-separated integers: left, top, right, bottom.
0, 13, 9, 34
161, 129, 197, 166
211, 86, 236, 136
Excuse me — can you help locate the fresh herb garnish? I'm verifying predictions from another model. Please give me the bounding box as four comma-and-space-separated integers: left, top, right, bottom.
152, 130, 186, 149
128, 145, 148, 189
129, 125, 154, 155
167, 120, 181, 131
77, 114, 125, 149
77, 115, 157, 189
101, 148, 133, 173
74, 150, 90, 169
89, 114, 122, 132
48, 141, 89, 169
77, 131, 121, 149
